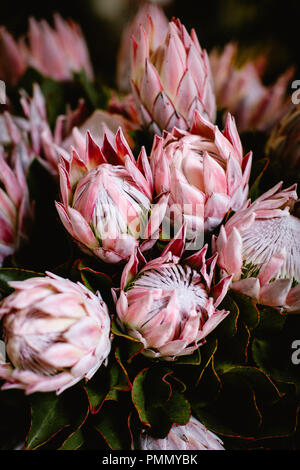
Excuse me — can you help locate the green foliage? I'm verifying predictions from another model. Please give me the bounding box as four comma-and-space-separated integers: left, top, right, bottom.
1, 280, 298, 450
26, 386, 88, 450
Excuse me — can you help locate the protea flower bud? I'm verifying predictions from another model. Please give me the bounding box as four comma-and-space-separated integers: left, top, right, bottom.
150, 111, 252, 238
265, 104, 300, 184
19, 83, 89, 177
131, 16, 216, 134
113, 232, 231, 359
0, 272, 111, 394
0, 14, 94, 86
0, 124, 34, 265
0, 108, 31, 147
55, 127, 169, 264
0, 27, 26, 86
117, 2, 169, 93
20, 83, 140, 178
21, 14, 94, 82
139, 416, 224, 450
209, 42, 293, 134
213, 182, 300, 312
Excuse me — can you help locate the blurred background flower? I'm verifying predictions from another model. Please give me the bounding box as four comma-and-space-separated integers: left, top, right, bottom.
1, 0, 300, 91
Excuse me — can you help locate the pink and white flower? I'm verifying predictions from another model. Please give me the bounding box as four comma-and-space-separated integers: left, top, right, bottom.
131, 16, 216, 134
21, 14, 94, 82
0, 116, 34, 265
0, 27, 26, 86
209, 42, 293, 134
19, 83, 89, 176
0, 272, 111, 395
139, 415, 224, 450
117, 2, 169, 93
113, 229, 232, 359
0, 14, 94, 86
55, 127, 169, 264
19, 83, 138, 177
150, 111, 252, 238
213, 182, 300, 312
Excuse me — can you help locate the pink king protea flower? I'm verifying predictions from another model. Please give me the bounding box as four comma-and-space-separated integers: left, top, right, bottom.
0, 115, 34, 266
55, 127, 169, 264
19, 83, 138, 178
113, 228, 232, 359
117, 1, 169, 93
0, 27, 26, 86
139, 415, 224, 450
19, 82, 89, 177
0, 272, 111, 395
130, 15, 216, 134
209, 42, 293, 134
150, 110, 252, 238
213, 182, 300, 312
0, 14, 94, 86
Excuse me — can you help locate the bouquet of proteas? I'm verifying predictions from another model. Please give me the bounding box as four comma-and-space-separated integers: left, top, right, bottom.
0, 2, 299, 452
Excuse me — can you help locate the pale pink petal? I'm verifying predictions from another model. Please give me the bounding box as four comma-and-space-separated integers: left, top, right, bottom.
231, 277, 261, 300
259, 278, 292, 306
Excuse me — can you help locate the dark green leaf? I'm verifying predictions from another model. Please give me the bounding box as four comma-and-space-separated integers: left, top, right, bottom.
131, 368, 150, 427
93, 400, 132, 450
248, 157, 270, 200
252, 305, 286, 337
221, 366, 283, 404
26, 393, 71, 450
0, 268, 44, 296
217, 294, 240, 339
26, 387, 88, 450
59, 428, 85, 450
84, 369, 111, 415
84, 348, 130, 414
252, 337, 300, 392
72, 70, 110, 110
190, 360, 222, 409
214, 322, 251, 373
194, 374, 263, 437
231, 291, 260, 329
131, 366, 190, 438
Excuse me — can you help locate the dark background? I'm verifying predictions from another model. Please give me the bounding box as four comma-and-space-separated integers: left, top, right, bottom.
1, 0, 300, 89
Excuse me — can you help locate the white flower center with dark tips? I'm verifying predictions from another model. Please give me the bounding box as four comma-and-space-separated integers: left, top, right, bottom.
133, 264, 208, 318
241, 214, 300, 282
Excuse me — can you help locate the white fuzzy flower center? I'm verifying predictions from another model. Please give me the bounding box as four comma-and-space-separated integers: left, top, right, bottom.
133, 264, 208, 314
241, 214, 300, 282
